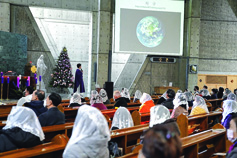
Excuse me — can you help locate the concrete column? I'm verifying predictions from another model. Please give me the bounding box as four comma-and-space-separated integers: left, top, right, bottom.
0, 2, 10, 32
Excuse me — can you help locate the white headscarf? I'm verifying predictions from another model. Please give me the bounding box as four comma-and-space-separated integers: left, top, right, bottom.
90, 94, 103, 105
173, 93, 189, 110
140, 93, 152, 104
184, 91, 193, 101
70, 93, 82, 104
201, 89, 211, 96
149, 105, 170, 127
121, 88, 130, 100
222, 100, 237, 123
3, 106, 45, 141
63, 105, 110, 158
111, 107, 134, 130
99, 89, 108, 103
17, 94, 32, 106
134, 90, 142, 101
227, 93, 236, 101
191, 96, 209, 113
161, 91, 168, 100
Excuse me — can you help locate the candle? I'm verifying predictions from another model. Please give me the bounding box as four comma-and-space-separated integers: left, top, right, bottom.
1, 72, 3, 76
7, 77, 9, 84
1, 76, 3, 84
19, 75, 21, 79
35, 77, 37, 84
17, 77, 19, 88
28, 76, 30, 86
34, 73, 37, 78
39, 76, 41, 81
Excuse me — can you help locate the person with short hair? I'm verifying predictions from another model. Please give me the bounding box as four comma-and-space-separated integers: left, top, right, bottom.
161, 89, 175, 109
73, 63, 85, 93
194, 86, 199, 95
0, 106, 44, 152
38, 92, 65, 127
217, 87, 224, 99
203, 85, 208, 89
138, 126, 182, 158
226, 113, 237, 158
210, 88, 218, 99
24, 90, 47, 116
139, 93, 155, 113
17, 86, 34, 106
113, 90, 128, 109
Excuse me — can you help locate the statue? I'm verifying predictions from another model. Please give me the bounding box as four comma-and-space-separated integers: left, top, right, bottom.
37, 55, 47, 91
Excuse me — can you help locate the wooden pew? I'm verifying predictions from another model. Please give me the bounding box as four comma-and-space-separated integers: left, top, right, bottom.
206, 98, 223, 110
120, 124, 226, 158
0, 134, 69, 158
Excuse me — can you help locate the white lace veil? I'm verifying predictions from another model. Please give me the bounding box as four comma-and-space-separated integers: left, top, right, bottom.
222, 100, 237, 123
161, 91, 168, 100
37, 55, 47, 76
140, 93, 152, 104
227, 93, 236, 101
90, 94, 103, 105
149, 105, 170, 127
90, 90, 99, 104
63, 105, 110, 158
121, 88, 130, 100
17, 94, 32, 106
111, 107, 134, 130
99, 89, 108, 103
3, 106, 45, 141
134, 90, 142, 100
201, 89, 211, 96
173, 93, 189, 110
184, 92, 193, 101
191, 96, 209, 113
70, 93, 82, 104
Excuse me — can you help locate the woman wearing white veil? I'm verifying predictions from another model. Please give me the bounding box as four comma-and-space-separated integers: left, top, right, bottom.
99, 89, 111, 104
222, 93, 237, 129
0, 106, 44, 152
63, 105, 110, 158
121, 88, 130, 103
149, 105, 170, 127
111, 107, 134, 130
69, 93, 82, 107
133, 90, 142, 103
139, 93, 155, 113
171, 93, 189, 119
190, 96, 209, 116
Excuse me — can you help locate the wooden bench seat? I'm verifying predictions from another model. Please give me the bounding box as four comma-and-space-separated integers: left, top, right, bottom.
0, 134, 69, 158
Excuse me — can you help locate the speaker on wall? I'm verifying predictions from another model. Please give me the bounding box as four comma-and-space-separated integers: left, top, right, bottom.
104, 82, 113, 99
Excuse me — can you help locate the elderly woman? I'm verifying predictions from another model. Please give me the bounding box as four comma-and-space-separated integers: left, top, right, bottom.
201, 89, 211, 100
171, 93, 189, 119
69, 93, 82, 107
222, 93, 237, 129
63, 105, 110, 158
121, 88, 130, 103
0, 106, 44, 152
99, 89, 111, 104
139, 93, 155, 113
133, 90, 142, 103
190, 96, 209, 116
111, 107, 134, 130
90, 93, 107, 110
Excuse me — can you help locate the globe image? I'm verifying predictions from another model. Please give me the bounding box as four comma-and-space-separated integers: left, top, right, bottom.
136, 16, 165, 48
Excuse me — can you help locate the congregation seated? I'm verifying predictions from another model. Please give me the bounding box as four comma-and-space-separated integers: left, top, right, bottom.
171, 93, 189, 119
0, 106, 44, 152
217, 87, 224, 99
223, 88, 232, 101
99, 88, 111, 104
63, 105, 110, 158
184, 91, 193, 107
190, 96, 209, 116
161, 89, 175, 109
121, 88, 130, 103
149, 105, 170, 127
111, 107, 134, 130
157, 91, 167, 104
138, 126, 182, 158
210, 88, 218, 99
222, 93, 237, 129
200, 89, 211, 100
226, 113, 237, 158
24, 90, 47, 116
68, 93, 82, 107
90, 92, 107, 110
113, 90, 128, 109
133, 90, 142, 103
38, 92, 65, 127
139, 93, 155, 113
17, 86, 33, 106
193, 85, 199, 96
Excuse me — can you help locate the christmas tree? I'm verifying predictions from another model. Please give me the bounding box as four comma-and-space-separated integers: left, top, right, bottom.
49, 47, 74, 88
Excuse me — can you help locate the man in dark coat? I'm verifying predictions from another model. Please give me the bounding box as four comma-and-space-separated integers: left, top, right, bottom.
38, 92, 65, 127
113, 90, 128, 109
24, 90, 47, 116
162, 89, 175, 109
73, 63, 85, 93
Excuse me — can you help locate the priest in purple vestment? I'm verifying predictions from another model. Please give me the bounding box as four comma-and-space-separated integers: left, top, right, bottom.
73, 63, 85, 93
